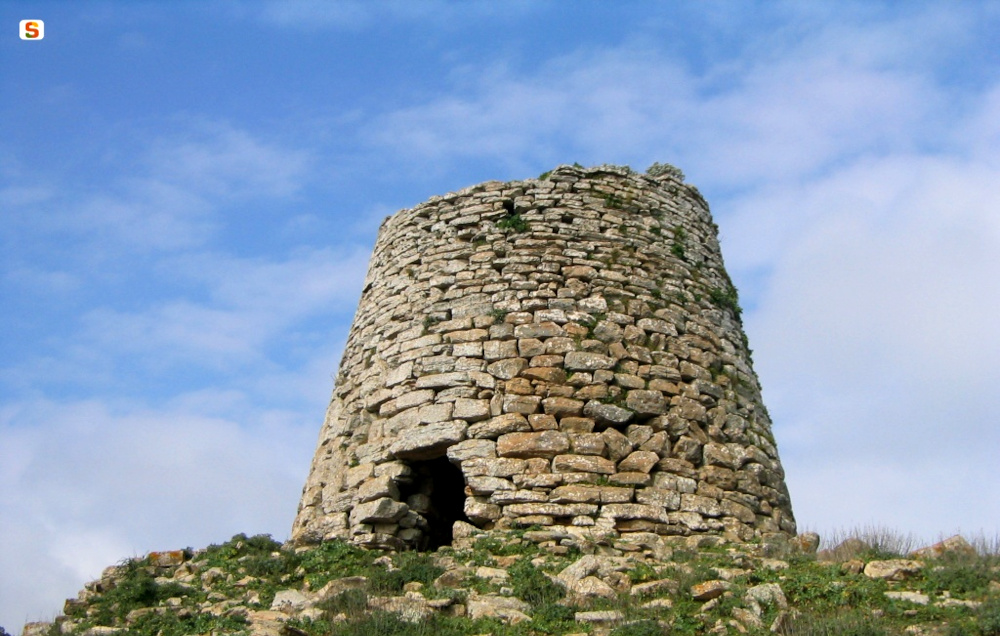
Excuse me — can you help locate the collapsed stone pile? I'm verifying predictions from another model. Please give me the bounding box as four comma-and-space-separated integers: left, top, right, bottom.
292, 163, 795, 551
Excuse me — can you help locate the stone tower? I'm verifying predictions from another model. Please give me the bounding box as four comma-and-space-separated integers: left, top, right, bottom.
291, 164, 795, 551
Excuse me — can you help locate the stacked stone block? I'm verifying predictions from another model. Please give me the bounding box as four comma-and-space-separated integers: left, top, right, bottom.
291, 164, 795, 550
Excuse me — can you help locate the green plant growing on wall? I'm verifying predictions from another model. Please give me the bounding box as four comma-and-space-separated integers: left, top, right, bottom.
497, 213, 529, 233
708, 284, 742, 318
672, 225, 687, 259
604, 193, 625, 209
646, 162, 685, 181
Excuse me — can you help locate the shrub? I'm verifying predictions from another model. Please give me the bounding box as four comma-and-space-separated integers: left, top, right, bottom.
922, 554, 994, 597
646, 162, 685, 181
509, 558, 565, 605
978, 597, 1000, 636
708, 285, 742, 318
530, 603, 577, 634
497, 213, 529, 233
368, 551, 444, 595
299, 539, 378, 589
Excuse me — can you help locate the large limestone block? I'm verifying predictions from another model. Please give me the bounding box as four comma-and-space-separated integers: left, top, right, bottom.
584, 400, 634, 425
549, 484, 603, 504
863, 559, 923, 581
453, 398, 490, 422
513, 322, 565, 338
446, 439, 497, 462
496, 431, 570, 458
504, 502, 599, 517
468, 413, 530, 438
553, 454, 616, 474
390, 421, 468, 460
349, 497, 408, 525
617, 450, 660, 473
542, 396, 585, 417
601, 503, 672, 523
565, 351, 616, 371
357, 476, 399, 504
625, 390, 667, 416
635, 488, 681, 510
462, 457, 528, 477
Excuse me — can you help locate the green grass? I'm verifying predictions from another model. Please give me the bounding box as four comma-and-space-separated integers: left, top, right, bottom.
40, 528, 1000, 636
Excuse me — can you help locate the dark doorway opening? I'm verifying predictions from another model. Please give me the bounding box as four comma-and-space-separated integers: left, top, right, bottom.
399, 456, 470, 550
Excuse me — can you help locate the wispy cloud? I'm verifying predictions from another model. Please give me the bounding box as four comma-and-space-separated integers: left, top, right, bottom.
76, 247, 368, 371
144, 122, 311, 199
0, 396, 317, 624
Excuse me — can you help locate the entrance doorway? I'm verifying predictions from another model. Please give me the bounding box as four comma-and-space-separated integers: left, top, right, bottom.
399, 456, 470, 550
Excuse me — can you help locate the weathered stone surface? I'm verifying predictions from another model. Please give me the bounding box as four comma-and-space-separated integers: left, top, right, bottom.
552, 454, 616, 474
542, 397, 585, 417
514, 322, 565, 339
453, 398, 490, 422
468, 413, 530, 438
446, 439, 497, 462
635, 487, 681, 510
583, 401, 634, 425
864, 559, 923, 581
565, 351, 616, 371
497, 431, 571, 458
601, 503, 672, 523
617, 451, 660, 473
625, 390, 667, 416
357, 476, 399, 503
570, 576, 617, 599
502, 394, 542, 415
744, 583, 788, 614
349, 497, 408, 525
910, 535, 976, 560
549, 484, 602, 504
390, 421, 467, 460
270, 589, 309, 613
462, 457, 528, 477
467, 594, 532, 624
886, 591, 930, 605
691, 579, 731, 601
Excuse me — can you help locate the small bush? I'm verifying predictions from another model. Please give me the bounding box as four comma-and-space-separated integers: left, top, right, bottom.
708, 285, 742, 318
647, 162, 685, 181
497, 213, 529, 233
299, 539, 378, 589
368, 551, 444, 595
820, 526, 918, 561
978, 597, 1000, 636
509, 558, 565, 605
318, 589, 369, 616
922, 554, 994, 597
530, 603, 577, 634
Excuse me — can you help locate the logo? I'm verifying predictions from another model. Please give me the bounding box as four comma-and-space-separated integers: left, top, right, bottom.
20, 20, 44, 40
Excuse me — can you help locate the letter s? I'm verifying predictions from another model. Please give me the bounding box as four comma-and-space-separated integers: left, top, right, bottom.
25, 21, 39, 38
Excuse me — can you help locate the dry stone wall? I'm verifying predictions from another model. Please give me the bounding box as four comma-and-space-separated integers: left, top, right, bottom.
291, 164, 795, 551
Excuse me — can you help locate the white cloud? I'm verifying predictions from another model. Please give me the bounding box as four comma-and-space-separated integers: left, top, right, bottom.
742, 149, 1000, 538
0, 396, 319, 626
145, 123, 311, 199
76, 247, 368, 371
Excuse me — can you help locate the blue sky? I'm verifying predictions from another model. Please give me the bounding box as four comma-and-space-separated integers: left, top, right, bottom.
3, 0, 1000, 628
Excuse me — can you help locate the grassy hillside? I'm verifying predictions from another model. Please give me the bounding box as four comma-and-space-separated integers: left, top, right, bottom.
15, 527, 1000, 636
